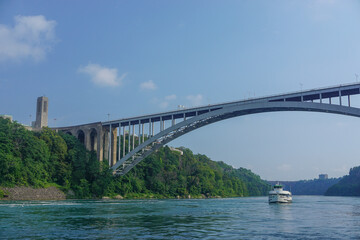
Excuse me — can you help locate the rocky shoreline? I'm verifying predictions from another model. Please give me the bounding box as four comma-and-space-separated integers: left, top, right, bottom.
0, 187, 227, 201
0, 187, 66, 201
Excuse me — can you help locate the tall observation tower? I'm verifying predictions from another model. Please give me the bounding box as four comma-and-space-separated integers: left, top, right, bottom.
34, 96, 48, 129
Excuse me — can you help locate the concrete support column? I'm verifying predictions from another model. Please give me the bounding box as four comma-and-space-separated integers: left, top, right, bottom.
91, 131, 98, 152
132, 125, 135, 150
149, 120, 152, 137
111, 127, 117, 166
123, 126, 125, 158
348, 95, 351, 107
71, 129, 77, 137
128, 125, 131, 153
84, 129, 91, 151
138, 123, 141, 145
142, 124, 144, 143
109, 125, 112, 166
172, 115, 175, 126
320, 94, 322, 103
103, 129, 109, 162
329, 98, 331, 104
161, 119, 165, 131
98, 127, 103, 162
184, 113, 186, 121
118, 124, 121, 162
152, 122, 154, 136
339, 90, 342, 106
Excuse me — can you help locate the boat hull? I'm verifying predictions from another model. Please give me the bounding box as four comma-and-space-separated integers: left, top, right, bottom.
268, 194, 292, 203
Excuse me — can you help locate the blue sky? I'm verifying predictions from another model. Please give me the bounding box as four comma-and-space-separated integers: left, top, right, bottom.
1, 0, 360, 180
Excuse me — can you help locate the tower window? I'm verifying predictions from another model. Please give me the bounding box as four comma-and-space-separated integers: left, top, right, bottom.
43, 101, 48, 112
37, 101, 41, 113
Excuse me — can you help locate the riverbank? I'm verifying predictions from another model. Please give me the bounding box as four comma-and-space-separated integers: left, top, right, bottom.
0, 187, 66, 200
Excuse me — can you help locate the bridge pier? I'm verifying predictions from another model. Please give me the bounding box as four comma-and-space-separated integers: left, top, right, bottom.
138, 123, 141, 145
142, 124, 144, 143
132, 125, 135, 150
103, 128, 109, 163
111, 127, 117, 166
85, 129, 91, 152
53, 122, 104, 162
339, 90, 342, 106
122, 126, 125, 158
128, 125, 131, 154
97, 129, 103, 162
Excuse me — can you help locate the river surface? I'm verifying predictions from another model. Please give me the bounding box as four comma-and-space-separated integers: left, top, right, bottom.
1, 196, 360, 239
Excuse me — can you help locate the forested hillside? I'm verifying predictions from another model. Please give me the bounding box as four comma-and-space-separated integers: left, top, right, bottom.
113, 148, 270, 198
268, 178, 340, 195
0, 118, 112, 198
0, 118, 270, 199
325, 166, 360, 196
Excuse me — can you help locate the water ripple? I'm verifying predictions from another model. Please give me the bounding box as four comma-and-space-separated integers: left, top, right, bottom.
1, 196, 360, 239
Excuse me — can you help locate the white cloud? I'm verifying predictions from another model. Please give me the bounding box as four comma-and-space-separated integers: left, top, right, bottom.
0, 15, 56, 62
186, 94, 203, 106
78, 63, 126, 87
165, 94, 177, 101
140, 80, 157, 91
153, 94, 177, 109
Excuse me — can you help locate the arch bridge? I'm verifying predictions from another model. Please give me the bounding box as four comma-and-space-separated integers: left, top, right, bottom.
54, 83, 360, 176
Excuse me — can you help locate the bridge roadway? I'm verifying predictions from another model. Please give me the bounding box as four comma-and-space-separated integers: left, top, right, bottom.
54, 82, 360, 175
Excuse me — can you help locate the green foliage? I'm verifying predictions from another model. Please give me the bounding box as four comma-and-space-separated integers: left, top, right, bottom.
325, 166, 360, 196
111, 146, 270, 198
0, 188, 4, 198
60, 132, 113, 198
0, 119, 270, 199
0, 118, 50, 187
0, 119, 112, 198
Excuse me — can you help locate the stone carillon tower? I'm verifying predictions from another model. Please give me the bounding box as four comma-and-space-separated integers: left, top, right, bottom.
35, 96, 48, 129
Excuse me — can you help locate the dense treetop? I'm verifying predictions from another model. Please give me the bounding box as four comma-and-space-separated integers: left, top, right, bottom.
325, 166, 360, 196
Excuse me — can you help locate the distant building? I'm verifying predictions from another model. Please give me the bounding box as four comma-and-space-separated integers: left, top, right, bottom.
0, 96, 49, 131
319, 174, 328, 180
34, 96, 48, 129
0, 115, 13, 122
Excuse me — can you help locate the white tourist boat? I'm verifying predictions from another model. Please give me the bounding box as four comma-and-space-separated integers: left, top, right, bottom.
268, 183, 292, 203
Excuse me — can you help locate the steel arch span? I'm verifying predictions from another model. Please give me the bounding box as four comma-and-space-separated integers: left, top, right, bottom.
111, 101, 360, 175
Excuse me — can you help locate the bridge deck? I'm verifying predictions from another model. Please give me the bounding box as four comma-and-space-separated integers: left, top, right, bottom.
103, 82, 360, 126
